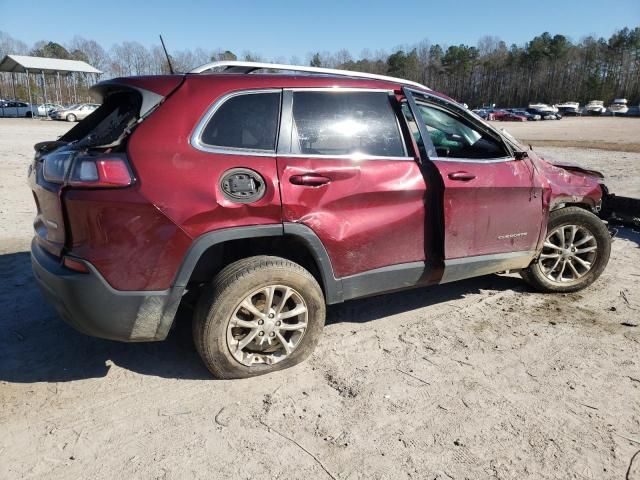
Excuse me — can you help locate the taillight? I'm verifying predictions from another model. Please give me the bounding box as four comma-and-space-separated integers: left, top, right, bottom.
42, 150, 75, 183
42, 151, 134, 188
68, 154, 133, 188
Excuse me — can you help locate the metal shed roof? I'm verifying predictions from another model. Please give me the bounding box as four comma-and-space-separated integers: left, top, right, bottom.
0, 54, 102, 74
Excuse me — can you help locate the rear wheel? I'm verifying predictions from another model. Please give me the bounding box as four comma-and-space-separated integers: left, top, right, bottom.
194, 256, 325, 379
521, 207, 611, 293
66, 113, 76, 122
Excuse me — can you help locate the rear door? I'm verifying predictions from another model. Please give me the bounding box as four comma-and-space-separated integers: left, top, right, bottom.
277, 88, 430, 292
402, 89, 542, 282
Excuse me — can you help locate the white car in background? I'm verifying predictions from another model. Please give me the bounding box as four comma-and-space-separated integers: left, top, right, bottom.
49, 103, 100, 122
0, 100, 38, 118
36, 103, 63, 117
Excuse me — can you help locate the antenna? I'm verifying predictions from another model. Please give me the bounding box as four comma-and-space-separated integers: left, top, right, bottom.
159, 35, 174, 74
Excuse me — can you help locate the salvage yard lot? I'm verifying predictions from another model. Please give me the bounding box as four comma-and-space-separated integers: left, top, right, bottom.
1, 117, 639, 479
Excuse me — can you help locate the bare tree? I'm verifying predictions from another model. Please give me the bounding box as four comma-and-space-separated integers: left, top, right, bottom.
67, 36, 109, 72
1, 27, 638, 107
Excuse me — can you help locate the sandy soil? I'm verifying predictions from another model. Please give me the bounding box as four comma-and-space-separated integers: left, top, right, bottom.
1, 118, 639, 479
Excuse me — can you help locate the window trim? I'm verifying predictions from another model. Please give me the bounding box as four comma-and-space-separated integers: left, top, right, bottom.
402, 94, 514, 164
280, 87, 413, 161
190, 88, 282, 157
404, 87, 520, 160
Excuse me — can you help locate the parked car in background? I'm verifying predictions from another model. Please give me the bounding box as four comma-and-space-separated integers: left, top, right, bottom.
49, 103, 100, 122
529, 103, 558, 113
507, 109, 541, 121
0, 100, 37, 118
492, 109, 527, 121
528, 103, 562, 119
472, 108, 494, 120
51, 103, 79, 115
37, 103, 63, 117
527, 107, 558, 120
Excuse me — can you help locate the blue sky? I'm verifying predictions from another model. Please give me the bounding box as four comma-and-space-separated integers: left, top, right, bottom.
2, 0, 638, 59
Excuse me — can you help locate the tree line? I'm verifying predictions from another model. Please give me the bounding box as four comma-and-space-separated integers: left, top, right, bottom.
1, 27, 638, 107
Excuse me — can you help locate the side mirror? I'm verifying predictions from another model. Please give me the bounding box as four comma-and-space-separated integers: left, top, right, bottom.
514, 151, 528, 160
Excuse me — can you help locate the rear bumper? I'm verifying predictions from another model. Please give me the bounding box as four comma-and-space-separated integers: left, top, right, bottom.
31, 239, 175, 342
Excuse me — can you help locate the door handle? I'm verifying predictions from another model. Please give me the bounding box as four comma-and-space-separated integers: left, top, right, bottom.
448, 171, 476, 181
289, 174, 331, 186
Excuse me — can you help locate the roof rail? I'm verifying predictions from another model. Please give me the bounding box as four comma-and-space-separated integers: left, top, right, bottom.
189, 61, 431, 91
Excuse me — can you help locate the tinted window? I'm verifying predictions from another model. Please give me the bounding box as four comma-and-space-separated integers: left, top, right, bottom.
291, 91, 405, 157
402, 103, 506, 159
201, 92, 281, 151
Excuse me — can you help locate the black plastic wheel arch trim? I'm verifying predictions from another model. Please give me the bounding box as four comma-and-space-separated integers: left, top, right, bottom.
156, 223, 344, 340
282, 223, 343, 304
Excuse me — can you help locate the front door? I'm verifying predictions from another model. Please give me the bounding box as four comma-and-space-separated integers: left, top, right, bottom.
276, 88, 431, 298
402, 89, 542, 282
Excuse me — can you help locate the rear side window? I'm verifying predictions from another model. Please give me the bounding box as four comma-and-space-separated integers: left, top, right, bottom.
201, 92, 281, 151
291, 91, 405, 157
60, 92, 140, 148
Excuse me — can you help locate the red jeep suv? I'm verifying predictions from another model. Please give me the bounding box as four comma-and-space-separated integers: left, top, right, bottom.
29, 61, 611, 378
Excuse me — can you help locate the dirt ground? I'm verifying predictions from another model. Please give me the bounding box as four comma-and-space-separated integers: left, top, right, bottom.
1, 117, 639, 479
492, 116, 640, 153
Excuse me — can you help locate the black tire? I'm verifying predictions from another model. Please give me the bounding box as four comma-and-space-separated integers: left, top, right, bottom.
521, 207, 611, 293
66, 113, 76, 122
193, 256, 325, 379
25, 111, 33, 118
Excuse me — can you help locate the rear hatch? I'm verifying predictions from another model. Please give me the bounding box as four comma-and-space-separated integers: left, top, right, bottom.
28, 76, 184, 257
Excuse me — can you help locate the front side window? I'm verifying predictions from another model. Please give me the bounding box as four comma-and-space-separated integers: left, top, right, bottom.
402, 102, 507, 159
291, 91, 405, 157
201, 91, 281, 151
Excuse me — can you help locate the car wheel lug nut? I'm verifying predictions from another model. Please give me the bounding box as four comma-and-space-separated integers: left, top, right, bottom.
258, 331, 264, 336
276, 321, 281, 326
258, 320, 264, 325
269, 332, 275, 337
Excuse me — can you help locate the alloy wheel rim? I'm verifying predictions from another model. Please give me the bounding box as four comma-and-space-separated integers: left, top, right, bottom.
226, 285, 308, 366
536, 224, 598, 284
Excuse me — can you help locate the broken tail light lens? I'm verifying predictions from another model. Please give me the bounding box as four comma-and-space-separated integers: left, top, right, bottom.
42, 151, 75, 183
68, 154, 134, 188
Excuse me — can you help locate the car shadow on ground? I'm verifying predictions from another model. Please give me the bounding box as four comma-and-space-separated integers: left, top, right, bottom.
326, 273, 524, 326
612, 225, 640, 246
0, 251, 526, 384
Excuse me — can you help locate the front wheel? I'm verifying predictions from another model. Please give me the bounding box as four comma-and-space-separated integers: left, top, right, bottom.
521, 207, 611, 293
193, 256, 326, 379
66, 113, 77, 122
